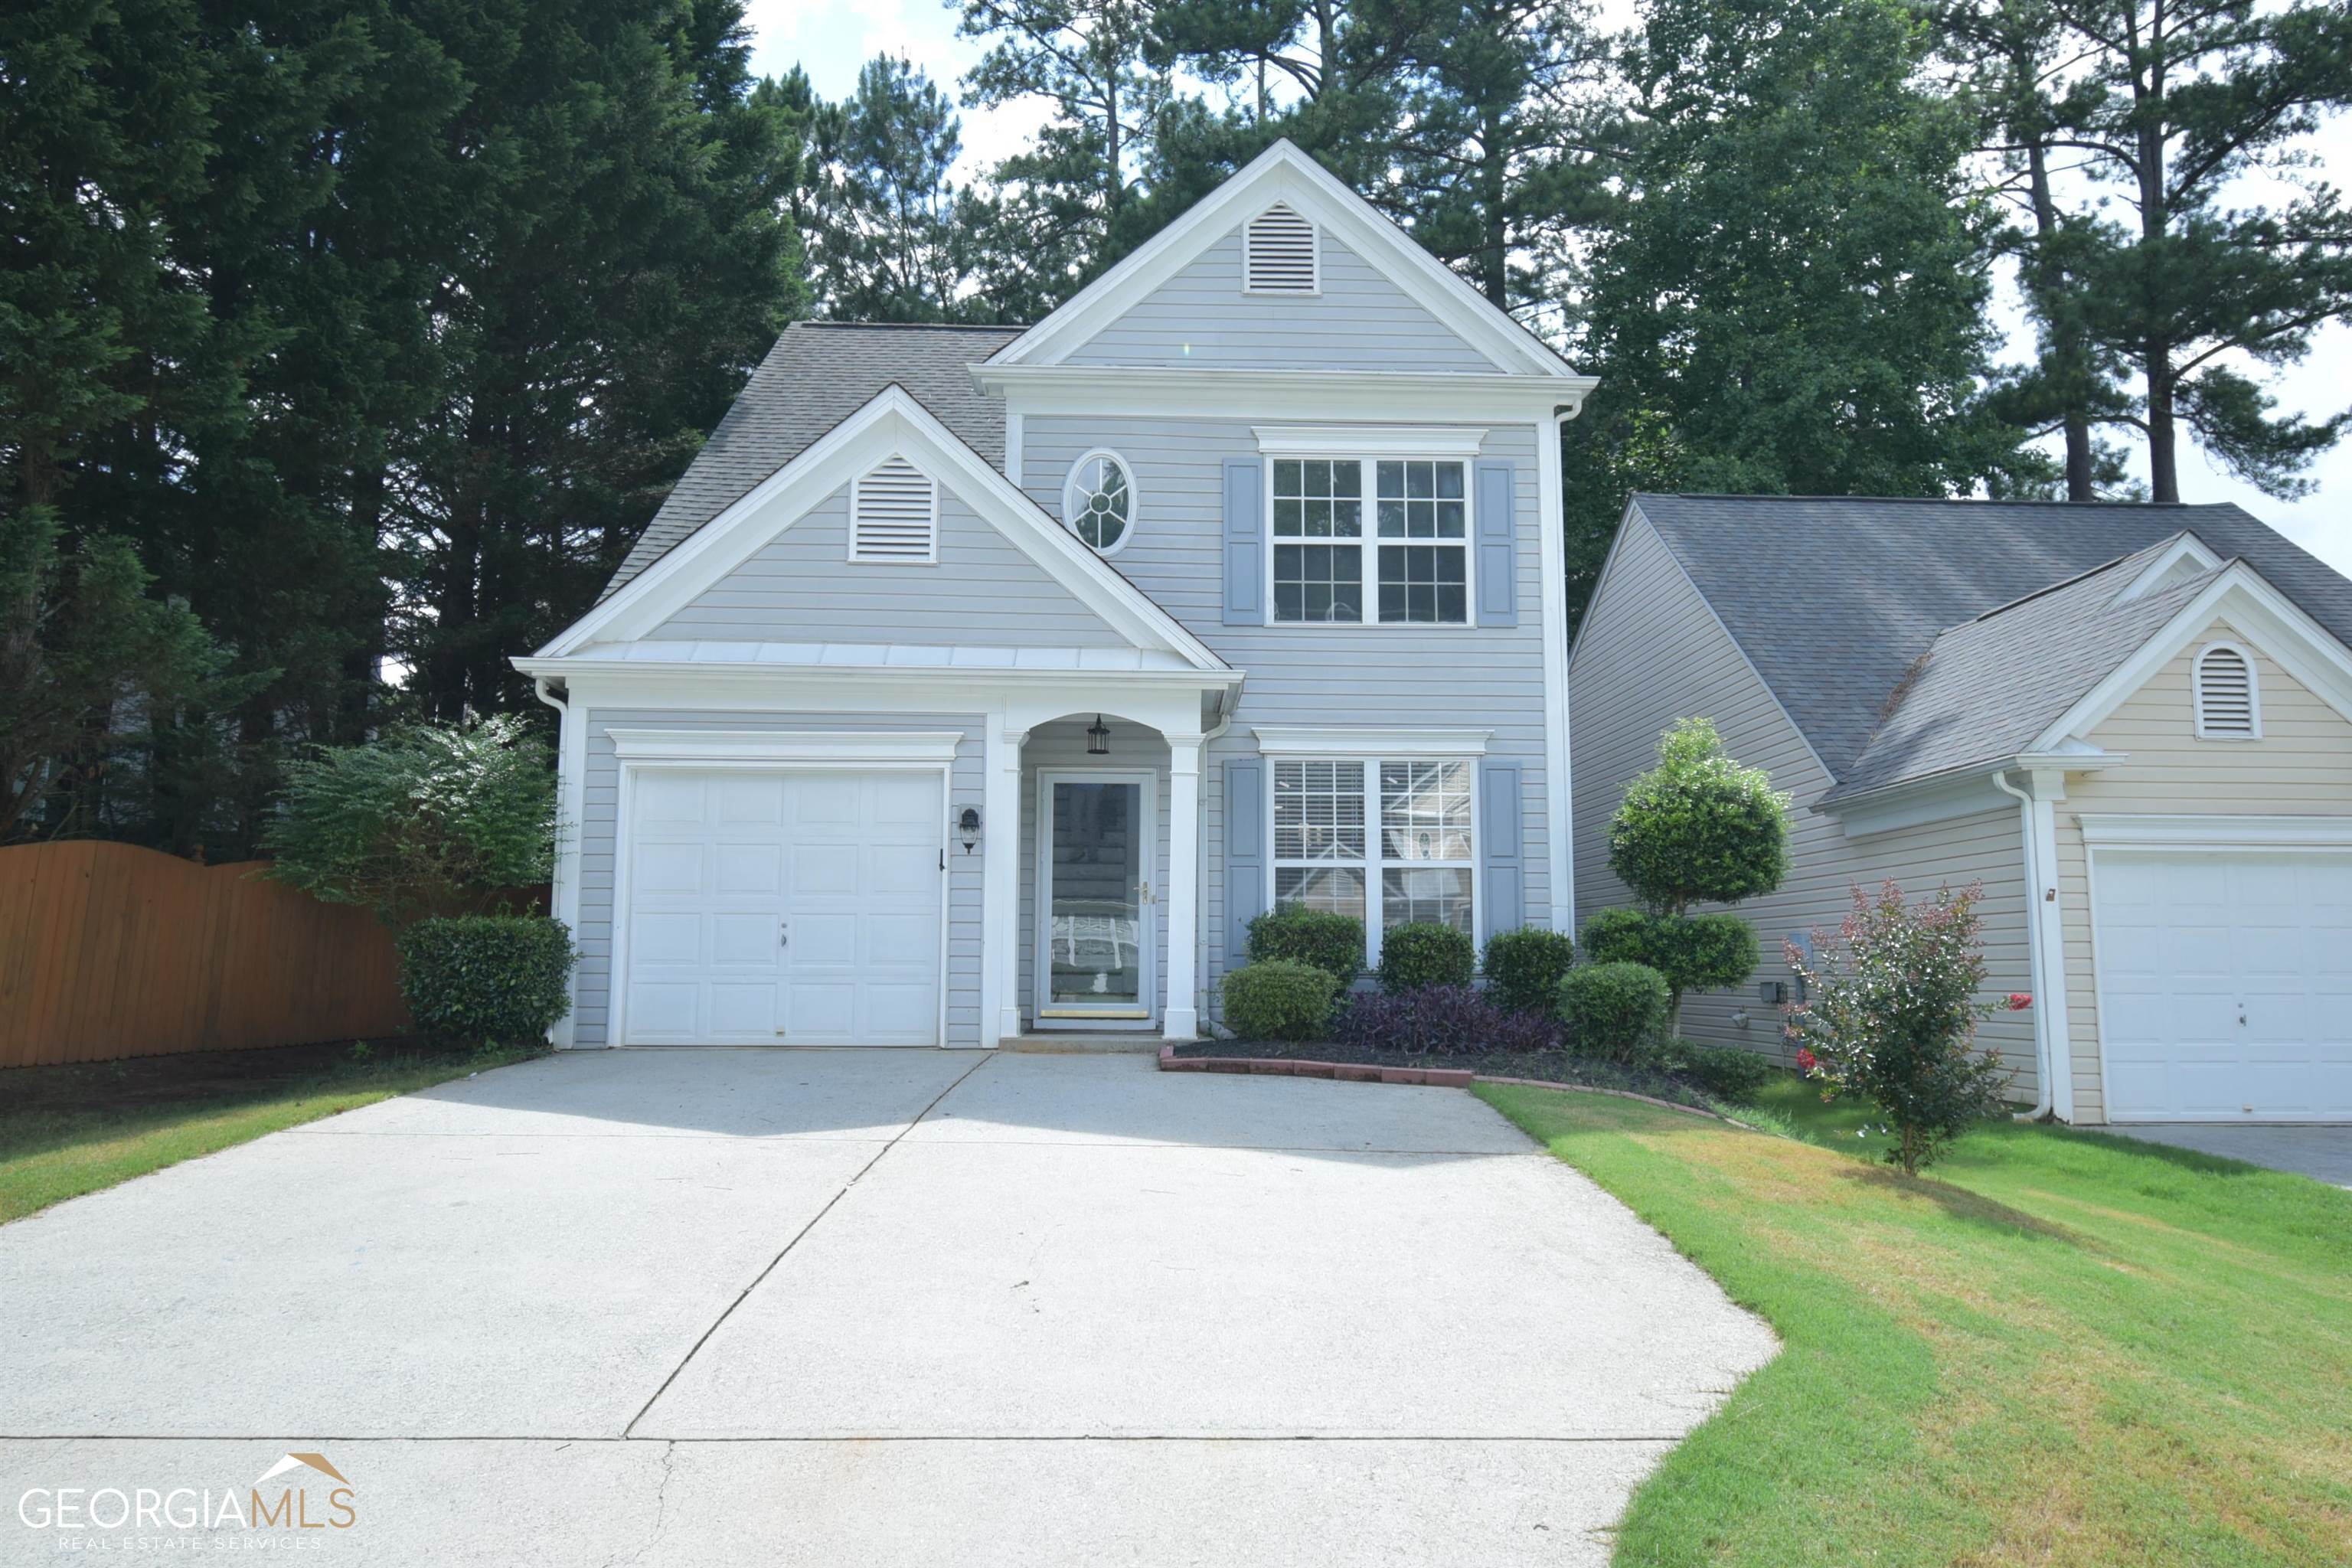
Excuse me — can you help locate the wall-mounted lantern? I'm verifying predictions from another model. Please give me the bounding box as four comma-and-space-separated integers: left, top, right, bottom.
1086, 714, 1111, 756
958, 806, 982, 853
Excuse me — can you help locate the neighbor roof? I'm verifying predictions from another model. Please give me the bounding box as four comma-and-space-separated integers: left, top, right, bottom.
599, 322, 1024, 602
1629, 495, 2352, 790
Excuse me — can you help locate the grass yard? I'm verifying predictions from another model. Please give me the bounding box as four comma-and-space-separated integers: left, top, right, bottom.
0, 1039, 544, 1225
1478, 1076, 2352, 1568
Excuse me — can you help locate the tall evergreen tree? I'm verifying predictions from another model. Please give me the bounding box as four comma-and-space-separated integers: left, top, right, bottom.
1563, 0, 2043, 623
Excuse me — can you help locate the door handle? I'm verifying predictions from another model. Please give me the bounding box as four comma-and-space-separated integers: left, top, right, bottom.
1137, 882, 1154, 905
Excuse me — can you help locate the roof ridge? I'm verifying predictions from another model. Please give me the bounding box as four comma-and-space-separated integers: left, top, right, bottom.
1635, 491, 2236, 511
799, 319, 1028, 333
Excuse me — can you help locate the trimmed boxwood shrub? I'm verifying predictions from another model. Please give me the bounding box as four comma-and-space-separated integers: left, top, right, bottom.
1481, 926, 1578, 1018
397, 915, 576, 1048
1246, 903, 1364, 986
1221, 959, 1340, 1042
1664, 1039, 1776, 1102
1559, 962, 1669, 1064
1376, 921, 1475, 994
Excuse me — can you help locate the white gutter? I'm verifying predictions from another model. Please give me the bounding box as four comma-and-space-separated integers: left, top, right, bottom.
1991, 767, 2075, 1122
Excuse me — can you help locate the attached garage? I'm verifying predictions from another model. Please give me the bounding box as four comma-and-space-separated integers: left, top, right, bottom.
609, 733, 956, 1047
2089, 835, 2352, 1122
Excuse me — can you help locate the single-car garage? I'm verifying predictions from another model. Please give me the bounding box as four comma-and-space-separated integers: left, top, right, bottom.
614, 756, 946, 1047
2090, 840, 2352, 1122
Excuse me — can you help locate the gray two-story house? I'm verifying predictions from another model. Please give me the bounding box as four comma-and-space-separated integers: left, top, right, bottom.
516, 142, 1593, 1048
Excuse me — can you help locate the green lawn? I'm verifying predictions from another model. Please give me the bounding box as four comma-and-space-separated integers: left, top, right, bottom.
1, 1039, 544, 1225
1478, 1076, 2352, 1568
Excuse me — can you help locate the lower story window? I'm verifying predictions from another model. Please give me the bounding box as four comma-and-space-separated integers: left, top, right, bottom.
1272, 757, 1475, 968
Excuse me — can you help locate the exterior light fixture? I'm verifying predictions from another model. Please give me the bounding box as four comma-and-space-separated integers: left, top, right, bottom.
1086, 715, 1110, 756
958, 806, 981, 853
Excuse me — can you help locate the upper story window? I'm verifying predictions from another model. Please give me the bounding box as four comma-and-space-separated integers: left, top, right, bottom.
2194, 640, 2260, 738
1244, 203, 1319, 294
1063, 449, 1136, 554
1271, 457, 1468, 624
849, 456, 936, 563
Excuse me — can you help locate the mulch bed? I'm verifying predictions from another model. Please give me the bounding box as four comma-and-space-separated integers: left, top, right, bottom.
1166, 1039, 1724, 1112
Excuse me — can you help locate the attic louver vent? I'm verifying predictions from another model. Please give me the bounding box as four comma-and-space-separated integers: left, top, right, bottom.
851, 457, 936, 563
1244, 203, 1318, 294
2194, 644, 2257, 737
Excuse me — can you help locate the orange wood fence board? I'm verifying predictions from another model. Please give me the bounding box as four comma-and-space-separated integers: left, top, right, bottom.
0, 843, 414, 1068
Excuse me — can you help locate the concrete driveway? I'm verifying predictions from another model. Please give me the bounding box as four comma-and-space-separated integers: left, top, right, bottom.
2105, 1122, 2352, 1187
1, 1049, 1773, 1565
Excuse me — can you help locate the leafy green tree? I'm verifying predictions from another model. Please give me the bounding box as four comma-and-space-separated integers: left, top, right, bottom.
1943, 0, 2352, 502
1563, 0, 2045, 626
1583, 717, 1789, 1033
263, 715, 556, 929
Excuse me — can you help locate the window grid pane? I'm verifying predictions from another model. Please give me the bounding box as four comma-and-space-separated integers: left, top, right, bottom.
1381, 867, 1473, 934
1273, 543, 1362, 623
1276, 866, 1367, 928
1274, 761, 1367, 861
1377, 545, 1468, 624
1380, 762, 1472, 862
1272, 459, 1362, 538
1375, 460, 1467, 539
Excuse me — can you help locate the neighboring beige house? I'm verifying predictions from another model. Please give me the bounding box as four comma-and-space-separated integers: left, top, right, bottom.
1570, 495, 2352, 1126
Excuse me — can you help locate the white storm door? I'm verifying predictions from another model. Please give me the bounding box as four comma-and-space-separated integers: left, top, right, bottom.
2095, 848, 2352, 1122
624, 769, 791, 1044
778, 770, 943, 1047
1035, 771, 1157, 1024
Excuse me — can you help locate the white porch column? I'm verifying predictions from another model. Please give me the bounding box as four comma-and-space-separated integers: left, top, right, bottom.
1163, 734, 1203, 1040
983, 723, 1027, 1045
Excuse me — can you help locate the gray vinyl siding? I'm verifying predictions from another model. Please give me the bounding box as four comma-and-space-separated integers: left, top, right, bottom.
571, 709, 985, 1047
1569, 514, 2038, 1089
1016, 717, 1173, 1025
645, 482, 1129, 648
1023, 414, 1553, 1011
1063, 226, 1503, 373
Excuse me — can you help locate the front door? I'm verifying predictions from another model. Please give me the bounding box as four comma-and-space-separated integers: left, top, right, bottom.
1035, 772, 1157, 1026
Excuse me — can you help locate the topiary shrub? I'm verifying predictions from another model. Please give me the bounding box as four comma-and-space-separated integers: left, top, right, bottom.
1221, 959, 1341, 1042
1663, 1039, 1776, 1102
397, 915, 576, 1048
1481, 926, 1578, 1018
1246, 902, 1365, 986
1334, 985, 1560, 1056
1559, 962, 1670, 1064
1376, 921, 1475, 994
1579, 908, 1758, 1030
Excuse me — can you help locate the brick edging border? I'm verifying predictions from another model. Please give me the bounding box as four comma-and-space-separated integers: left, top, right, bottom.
1157, 1047, 1743, 1125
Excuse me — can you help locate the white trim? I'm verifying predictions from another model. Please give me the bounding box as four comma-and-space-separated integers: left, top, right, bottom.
607, 756, 953, 1050
979, 364, 1594, 423
605, 728, 963, 764
531, 386, 1230, 675
1831, 769, 2023, 838
985, 141, 1578, 379
1003, 409, 1024, 488
1263, 454, 1477, 628
1242, 201, 1321, 295
2030, 563, 2352, 750
1031, 768, 1161, 1028
2075, 813, 2352, 848
1253, 726, 1492, 756
518, 660, 1241, 696
1537, 412, 1572, 933
2113, 533, 2222, 602
1060, 448, 1139, 557
2191, 639, 2261, 739
534, 678, 587, 1048
1251, 425, 1488, 457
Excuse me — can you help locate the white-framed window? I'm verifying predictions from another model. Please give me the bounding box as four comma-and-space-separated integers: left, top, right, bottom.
1269, 457, 1469, 624
1272, 757, 1476, 969
1062, 449, 1136, 554
2194, 639, 2260, 738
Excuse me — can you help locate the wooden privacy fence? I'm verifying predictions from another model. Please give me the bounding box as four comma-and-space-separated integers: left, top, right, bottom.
0, 841, 411, 1068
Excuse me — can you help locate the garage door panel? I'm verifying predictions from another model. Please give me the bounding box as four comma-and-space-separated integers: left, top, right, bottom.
2096, 845, 2352, 1122
622, 767, 942, 1046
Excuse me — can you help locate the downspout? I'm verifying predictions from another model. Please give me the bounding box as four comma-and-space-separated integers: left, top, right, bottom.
1991, 769, 2054, 1121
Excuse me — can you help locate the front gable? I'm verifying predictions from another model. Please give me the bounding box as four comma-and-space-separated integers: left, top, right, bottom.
2086, 613, 2352, 764
989, 141, 1576, 381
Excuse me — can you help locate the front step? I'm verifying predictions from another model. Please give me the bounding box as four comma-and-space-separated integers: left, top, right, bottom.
1004, 1033, 1167, 1054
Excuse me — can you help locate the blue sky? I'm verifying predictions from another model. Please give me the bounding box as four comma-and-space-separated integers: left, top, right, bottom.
742, 0, 2352, 573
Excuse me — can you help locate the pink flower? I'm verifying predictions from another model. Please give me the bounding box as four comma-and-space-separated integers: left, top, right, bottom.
1795, 1047, 1818, 1073
2006, 993, 2033, 1011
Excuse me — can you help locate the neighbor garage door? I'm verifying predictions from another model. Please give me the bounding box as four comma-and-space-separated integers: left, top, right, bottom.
621, 769, 942, 1045
2093, 849, 2352, 1121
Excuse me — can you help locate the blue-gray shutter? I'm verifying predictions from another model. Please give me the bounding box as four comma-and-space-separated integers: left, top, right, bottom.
1225, 757, 1268, 962
1475, 461, 1517, 626
1223, 458, 1264, 626
1481, 759, 1525, 936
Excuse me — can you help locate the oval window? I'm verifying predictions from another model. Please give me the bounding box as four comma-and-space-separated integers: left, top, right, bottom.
1063, 451, 1135, 554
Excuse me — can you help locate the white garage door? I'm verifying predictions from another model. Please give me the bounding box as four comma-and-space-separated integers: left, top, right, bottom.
622, 769, 942, 1046
2095, 849, 2352, 1121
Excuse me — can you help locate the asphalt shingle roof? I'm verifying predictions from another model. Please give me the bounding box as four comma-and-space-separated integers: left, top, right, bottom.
599, 321, 1025, 603
1630, 495, 2352, 791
